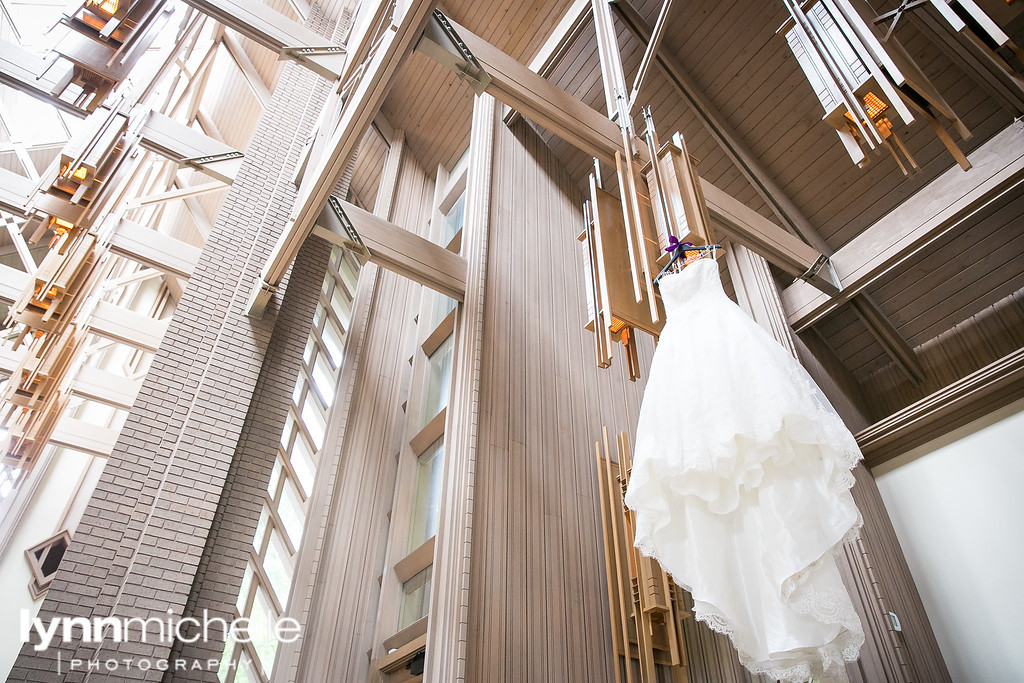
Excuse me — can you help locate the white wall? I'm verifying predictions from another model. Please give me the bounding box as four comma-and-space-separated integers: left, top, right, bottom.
873, 399, 1024, 683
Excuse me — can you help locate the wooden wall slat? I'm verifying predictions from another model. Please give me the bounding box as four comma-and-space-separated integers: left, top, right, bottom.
294, 150, 435, 683
465, 117, 653, 681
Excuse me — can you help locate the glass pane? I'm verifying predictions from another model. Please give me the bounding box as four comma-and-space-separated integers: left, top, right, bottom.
267, 461, 282, 497
278, 478, 305, 547
236, 651, 258, 683
431, 293, 456, 330
279, 415, 295, 450
217, 636, 235, 682
321, 315, 344, 367
303, 337, 314, 365
440, 193, 465, 245
397, 565, 433, 631
290, 434, 316, 496
249, 587, 279, 674
300, 399, 326, 450
339, 259, 359, 297
291, 376, 305, 407
310, 351, 335, 406
330, 281, 352, 330
236, 564, 253, 613
408, 438, 444, 552
421, 335, 454, 427
312, 302, 324, 329
263, 530, 293, 606
252, 509, 269, 554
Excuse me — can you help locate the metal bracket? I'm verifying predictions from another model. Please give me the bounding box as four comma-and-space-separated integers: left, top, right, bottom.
280, 45, 347, 80
180, 150, 244, 184
180, 150, 244, 166
320, 196, 370, 264
416, 10, 492, 94
282, 45, 346, 57
801, 254, 842, 297
802, 253, 829, 280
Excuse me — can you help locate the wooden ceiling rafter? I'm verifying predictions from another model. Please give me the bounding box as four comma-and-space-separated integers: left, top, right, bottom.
782, 120, 1024, 331
611, 0, 1014, 386
222, 29, 272, 108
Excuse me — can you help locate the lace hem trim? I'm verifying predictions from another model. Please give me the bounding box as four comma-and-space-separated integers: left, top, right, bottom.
688, 547, 864, 682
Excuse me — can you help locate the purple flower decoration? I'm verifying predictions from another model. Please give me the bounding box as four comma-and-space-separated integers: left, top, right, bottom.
665, 235, 693, 254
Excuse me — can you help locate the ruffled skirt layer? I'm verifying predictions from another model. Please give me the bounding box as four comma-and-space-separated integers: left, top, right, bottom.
625, 300, 865, 681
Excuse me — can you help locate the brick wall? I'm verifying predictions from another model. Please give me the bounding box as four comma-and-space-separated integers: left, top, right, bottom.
10, 7, 339, 681
166, 233, 332, 680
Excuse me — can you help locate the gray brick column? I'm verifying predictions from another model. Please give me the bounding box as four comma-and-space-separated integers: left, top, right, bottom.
166, 233, 333, 682
10, 8, 339, 681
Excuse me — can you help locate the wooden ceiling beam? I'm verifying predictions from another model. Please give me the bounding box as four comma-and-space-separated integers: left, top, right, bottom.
249, 0, 436, 318
127, 181, 226, 209
0, 263, 29, 304
312, 197, 467, 302
87, 301, 170, 353
782, 120, 1024, 332
49, 418, 119, 458
69, 365, 144, 410
181, 0, 347, 79
138, 111, 243, 183
849, 294, 927, 385
222, 29, 271, 108
439, 18, 621, 165
0, 167, 37, 216
857, 347, 1024, 467
107, 218, 203, 279
502, 0, 591, 126
421, 12, 841, 296
612, 0, 830, 254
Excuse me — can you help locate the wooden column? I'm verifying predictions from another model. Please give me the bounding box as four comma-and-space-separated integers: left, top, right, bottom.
274, 130, 400, 681
723, 242, 798, 359
424, 92, 496, 682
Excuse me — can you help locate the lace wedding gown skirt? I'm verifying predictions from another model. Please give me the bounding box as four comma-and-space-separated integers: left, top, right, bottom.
624, 258, 865, 682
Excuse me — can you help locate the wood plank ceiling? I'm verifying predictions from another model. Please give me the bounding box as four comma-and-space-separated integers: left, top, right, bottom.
366, 0, 1024, 419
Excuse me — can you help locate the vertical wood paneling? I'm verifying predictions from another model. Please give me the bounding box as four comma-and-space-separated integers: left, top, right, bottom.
294, 151, 435, 683
466, 118, 652, 680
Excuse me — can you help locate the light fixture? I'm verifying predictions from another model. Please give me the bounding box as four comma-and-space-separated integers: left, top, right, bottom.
86, 0, 119, 15
783, 0, 971, 173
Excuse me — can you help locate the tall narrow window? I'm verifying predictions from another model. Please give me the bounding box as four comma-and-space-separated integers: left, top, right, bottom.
220, 248, 361, 683
439, 192, 465, 246
407, 438, 445, 553
374, 158, 467, 677
421, 335, 453, 428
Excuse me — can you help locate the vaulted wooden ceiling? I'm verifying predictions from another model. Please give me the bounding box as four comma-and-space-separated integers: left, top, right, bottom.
372, 0, 1024, 422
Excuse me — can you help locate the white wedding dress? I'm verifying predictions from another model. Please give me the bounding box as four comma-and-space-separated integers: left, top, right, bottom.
624, 257, 865, 682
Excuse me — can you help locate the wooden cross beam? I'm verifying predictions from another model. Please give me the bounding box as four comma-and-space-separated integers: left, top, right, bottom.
247, 0, 437, 318
181, 0, 347, 79
418, 12, 841, 296
312, 197, 467, 302
782, 120, 1024, 331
